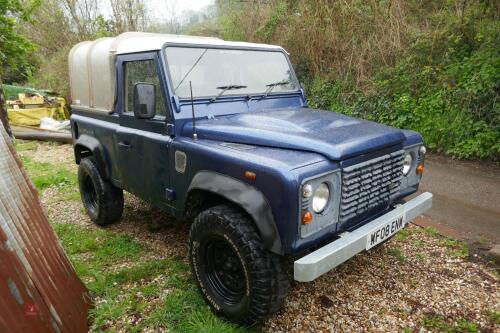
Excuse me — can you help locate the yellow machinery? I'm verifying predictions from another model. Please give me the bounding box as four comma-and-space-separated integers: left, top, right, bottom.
6, 92, 69, 127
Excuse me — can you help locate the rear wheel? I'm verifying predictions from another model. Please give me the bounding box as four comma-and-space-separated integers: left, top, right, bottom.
188, 205, 288, 325
78, 157, 123, 225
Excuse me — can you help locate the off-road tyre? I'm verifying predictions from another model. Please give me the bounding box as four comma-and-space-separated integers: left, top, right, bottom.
189, 204, 289, 325
78, 157, 123, 225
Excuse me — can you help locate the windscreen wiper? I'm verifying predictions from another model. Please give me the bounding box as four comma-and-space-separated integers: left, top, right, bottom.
210, 85, 247, 103
264, 80, 291, 96
251, 80, 291, 101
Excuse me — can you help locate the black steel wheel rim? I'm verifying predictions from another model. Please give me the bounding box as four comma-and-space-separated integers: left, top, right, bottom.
203, 236, 245, 305
82, 174, 98, 211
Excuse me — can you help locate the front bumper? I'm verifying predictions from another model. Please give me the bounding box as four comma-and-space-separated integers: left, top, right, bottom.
294, 192, 433, 282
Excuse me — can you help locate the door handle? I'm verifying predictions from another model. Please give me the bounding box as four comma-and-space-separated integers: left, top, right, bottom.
118, 141, 132, 149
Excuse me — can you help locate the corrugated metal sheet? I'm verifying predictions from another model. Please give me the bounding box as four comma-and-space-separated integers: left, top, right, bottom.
0, 124, 91, 332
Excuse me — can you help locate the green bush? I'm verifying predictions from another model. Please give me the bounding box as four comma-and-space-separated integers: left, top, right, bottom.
1, 84, 42, 99
305, 6, 500, 161
213, 0, 499, 161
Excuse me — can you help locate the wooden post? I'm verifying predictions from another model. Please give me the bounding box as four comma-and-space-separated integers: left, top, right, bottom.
0, 124, 91, 332
0, 84, 12, 137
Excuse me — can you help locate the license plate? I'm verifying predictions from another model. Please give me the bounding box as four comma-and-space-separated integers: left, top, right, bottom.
366, 214, 405, 250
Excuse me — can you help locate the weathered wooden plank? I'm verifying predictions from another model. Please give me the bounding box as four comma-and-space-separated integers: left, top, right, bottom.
0, 123, 91, 332
11, 126, 72, 144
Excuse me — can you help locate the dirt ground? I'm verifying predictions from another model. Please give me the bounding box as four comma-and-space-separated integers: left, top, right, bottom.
416, 154, 500, 244
18, 141, 500, 332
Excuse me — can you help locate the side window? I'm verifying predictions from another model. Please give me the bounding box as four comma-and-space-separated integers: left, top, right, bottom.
124, 59, 167, 118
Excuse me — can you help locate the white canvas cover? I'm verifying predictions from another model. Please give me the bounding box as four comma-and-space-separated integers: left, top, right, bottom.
68, 32, 283, 113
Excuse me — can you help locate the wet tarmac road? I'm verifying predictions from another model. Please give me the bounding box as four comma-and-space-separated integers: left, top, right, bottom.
415, 154, 500, 243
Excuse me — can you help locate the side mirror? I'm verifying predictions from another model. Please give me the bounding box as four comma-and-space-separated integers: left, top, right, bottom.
133, 82, 156, 119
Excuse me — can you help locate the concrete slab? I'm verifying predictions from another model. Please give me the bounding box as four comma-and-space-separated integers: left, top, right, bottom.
488, 244, 500, 261
412, 216, 461, 239
416, 153, 500, 243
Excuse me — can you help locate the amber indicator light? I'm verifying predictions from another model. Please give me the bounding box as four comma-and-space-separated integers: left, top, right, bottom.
302, 211, 313, 225
416, 164, 424, 175
244, 171, 257, 180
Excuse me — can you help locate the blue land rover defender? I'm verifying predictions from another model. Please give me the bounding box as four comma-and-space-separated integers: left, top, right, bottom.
69, 32, 432, 324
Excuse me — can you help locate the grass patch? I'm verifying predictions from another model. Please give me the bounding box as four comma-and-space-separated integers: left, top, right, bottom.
94, 235, 143, 264
54, 223, 143, 270
89, 258, 252, 332
422, 227, 440, 237
451, 243, 469, 259
176, 306, 253, 333
421, 315, 479, 333
20, 155, 76, 191
90, 293, 146, 330
54, 223, 107, 254
415, 253, 426, 261
455, 319, 479, 333
394, 228, 409, 241
478, 236, 491, 247
14, 140, 37, 152
440, 238, 469, 259
62, 188, 81, 201
141, 283, 161, 297
89, 259, 173, 295
387, 247, 406, 262
413, 239, 426, 247
145, 288, 252, 333
18, 151, 81, 201
53, 222, 255, 332
485, 310, 500, 325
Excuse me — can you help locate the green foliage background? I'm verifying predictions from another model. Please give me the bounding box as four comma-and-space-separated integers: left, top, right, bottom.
1, 0, 498, 160
308, 10, 499, 159
0, 0, 40, 82
207, 0, 500, 161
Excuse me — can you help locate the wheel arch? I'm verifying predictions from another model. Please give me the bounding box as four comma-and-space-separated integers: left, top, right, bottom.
186, 171, 283, 254
74, 134, 110, 179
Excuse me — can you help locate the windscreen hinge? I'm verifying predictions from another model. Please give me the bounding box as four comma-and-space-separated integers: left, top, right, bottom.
166, 123, 175, 137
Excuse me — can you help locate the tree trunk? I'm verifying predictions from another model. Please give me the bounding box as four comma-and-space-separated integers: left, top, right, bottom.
0, 84, 12, 138
0, 124, 91, 333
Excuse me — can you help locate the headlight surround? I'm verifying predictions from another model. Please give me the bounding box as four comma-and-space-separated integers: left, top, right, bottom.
402, 153, 413, 175
312, 183, 330, 213
299, 170, 341, 239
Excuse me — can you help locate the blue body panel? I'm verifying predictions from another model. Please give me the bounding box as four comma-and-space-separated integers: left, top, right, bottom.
70, 48, 424, 255
181, 108, 407, 160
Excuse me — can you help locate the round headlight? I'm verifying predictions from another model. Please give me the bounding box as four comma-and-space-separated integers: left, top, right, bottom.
403, 153, 413, 175
312, 183, 330, 213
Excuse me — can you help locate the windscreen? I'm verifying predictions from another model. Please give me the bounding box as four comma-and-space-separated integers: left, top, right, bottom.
165, 47, 299, 99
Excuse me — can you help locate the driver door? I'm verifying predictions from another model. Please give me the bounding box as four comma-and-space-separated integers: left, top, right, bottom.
116, 52, 172, 208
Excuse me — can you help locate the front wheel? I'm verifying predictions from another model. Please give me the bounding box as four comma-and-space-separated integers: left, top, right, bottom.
188, 205, 288, 325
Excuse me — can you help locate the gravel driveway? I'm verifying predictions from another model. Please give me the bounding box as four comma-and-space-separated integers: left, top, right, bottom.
20, 141, 500, 332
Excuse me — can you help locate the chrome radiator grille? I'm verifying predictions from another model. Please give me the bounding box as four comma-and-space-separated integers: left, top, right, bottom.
339, 150, 404, 223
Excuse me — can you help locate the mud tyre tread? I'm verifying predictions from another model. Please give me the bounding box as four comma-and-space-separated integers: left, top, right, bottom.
78, 157, 123, 225
189, 204, 288, 325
